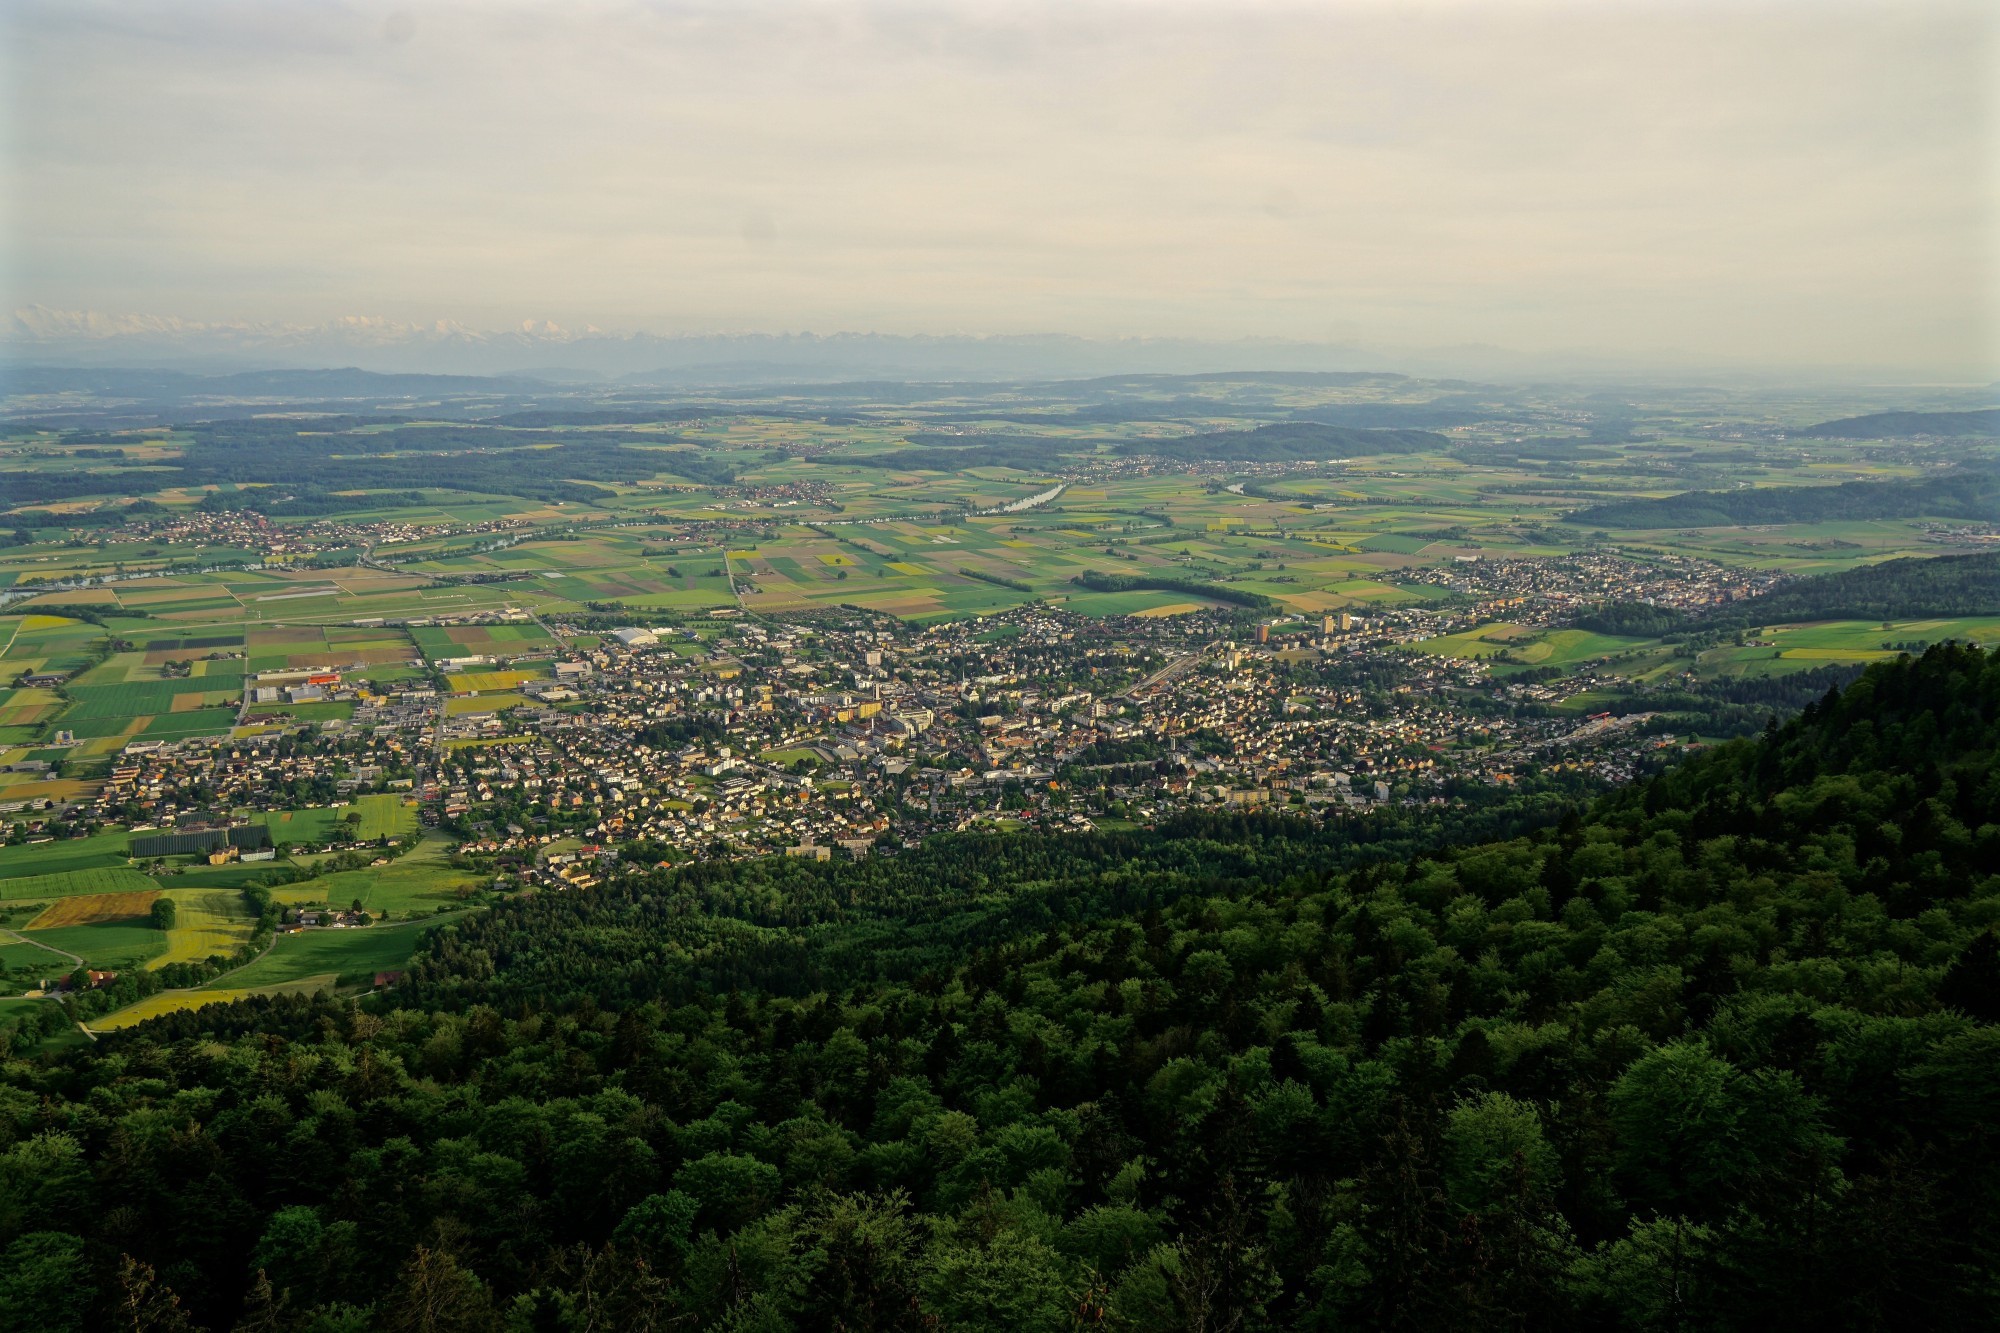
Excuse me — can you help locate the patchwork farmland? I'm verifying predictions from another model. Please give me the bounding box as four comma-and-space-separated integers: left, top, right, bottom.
2, 368, 1996, 1051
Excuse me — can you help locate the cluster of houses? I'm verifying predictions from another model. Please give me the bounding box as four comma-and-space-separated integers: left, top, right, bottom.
419, 598, 1685, 873
17, 533, 1714, 881
1402, 549, 1780, 618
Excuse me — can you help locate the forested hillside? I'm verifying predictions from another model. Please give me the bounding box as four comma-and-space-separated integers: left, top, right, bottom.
1717, 549, 2000, 624
1566, 467, 1999, 528
3, 649, 1999, 1331
1, 418, 737, 509
1577, 550, 2000, 637
1798, 409, 1999, 439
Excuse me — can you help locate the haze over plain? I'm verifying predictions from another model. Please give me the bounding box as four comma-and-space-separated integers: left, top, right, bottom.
2, 0, 1995, 377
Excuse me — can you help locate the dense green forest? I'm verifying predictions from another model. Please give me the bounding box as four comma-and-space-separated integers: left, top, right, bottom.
1714, 550, 2000, 625
3, 648, 1999, 1331
1798, 409, 1999, 439
1073, 569, 1276, 610
1567, 468, 1999, 529
1576, 664, 1869, 737
0, 419, 738, 507
1571, 603, 1694, 637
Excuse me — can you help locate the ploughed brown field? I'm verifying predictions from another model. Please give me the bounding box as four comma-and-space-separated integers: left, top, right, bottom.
28, 889, 160, 928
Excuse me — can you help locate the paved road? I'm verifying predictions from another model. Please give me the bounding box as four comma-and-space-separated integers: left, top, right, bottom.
2, 925, 83, 971
4, 928, 98, 1042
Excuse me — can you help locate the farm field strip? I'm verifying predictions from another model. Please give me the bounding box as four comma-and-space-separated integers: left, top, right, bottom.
26, 889, 159, 928
87, 986, 265, 1031
150, 888, 258, 968
220, 919, 433, 989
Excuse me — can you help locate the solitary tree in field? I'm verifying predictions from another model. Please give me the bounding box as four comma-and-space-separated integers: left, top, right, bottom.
150, 897, 176, 931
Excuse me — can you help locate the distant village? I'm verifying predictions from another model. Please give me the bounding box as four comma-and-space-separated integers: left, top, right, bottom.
2, 544, 1741, 897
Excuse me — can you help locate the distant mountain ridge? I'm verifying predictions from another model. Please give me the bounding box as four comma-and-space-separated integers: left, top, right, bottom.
5, 307, 1396, 380
1, 365, 548, 399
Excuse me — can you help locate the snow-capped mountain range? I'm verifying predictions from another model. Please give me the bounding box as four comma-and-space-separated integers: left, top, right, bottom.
6, 306, 1400, 383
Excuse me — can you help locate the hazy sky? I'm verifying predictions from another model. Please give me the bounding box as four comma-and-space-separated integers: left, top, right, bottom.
3, 0, 1995, 373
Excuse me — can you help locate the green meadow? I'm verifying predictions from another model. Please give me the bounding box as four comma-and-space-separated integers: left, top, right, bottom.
217, 919, 434, 990
0, 831, 133, 879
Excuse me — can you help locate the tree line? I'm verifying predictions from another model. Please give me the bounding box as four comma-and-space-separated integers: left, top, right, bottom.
1073, 569, 1275, 611
0, 419, 744, 510
1567, 467, 1999, 529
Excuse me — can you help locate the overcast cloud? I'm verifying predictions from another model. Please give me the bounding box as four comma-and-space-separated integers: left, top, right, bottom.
2, 0, 1994, 374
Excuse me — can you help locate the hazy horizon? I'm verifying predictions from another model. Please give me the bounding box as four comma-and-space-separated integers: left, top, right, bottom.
4, 0, 1996, 378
